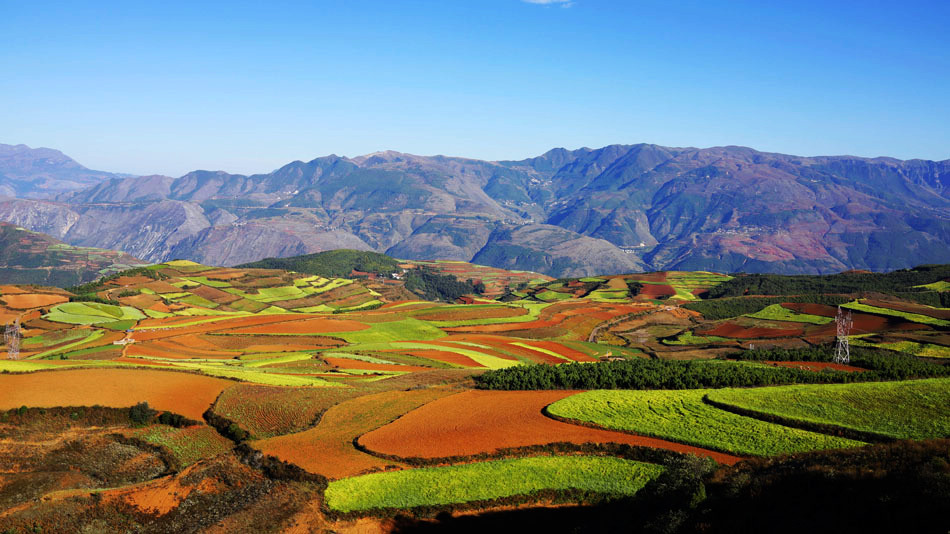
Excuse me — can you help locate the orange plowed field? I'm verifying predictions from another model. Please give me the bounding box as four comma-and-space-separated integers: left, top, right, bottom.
0, 369, 233, 420
254, 388, 454, 479
131, 315, 313, 341
358, 390, 740, 465
1, 293, 69, 309
638, 284, 676, 298
198, 334, 341, 351
126, 340, 237, 359
224, 317, 369, 335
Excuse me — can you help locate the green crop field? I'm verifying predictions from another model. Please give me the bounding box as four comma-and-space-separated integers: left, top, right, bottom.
705, 378, 950, 440
324, 456, 663, 512
326, 318, 446, 343
842, 301, 950, 327
662, 330, 731, 345
850, 339, 950, 358
914, 280, 950, 292
746, 303, 833, 324
44, 301, 145, 325
128, 425, 233, 466
547, 390, 863, 456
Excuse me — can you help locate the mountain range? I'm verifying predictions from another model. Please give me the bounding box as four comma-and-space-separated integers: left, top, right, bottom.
0, 144, 124, 199
0, 142, 947, 277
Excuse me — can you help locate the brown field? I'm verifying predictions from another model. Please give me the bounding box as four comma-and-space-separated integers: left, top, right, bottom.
253, 388, 455, 479
358, 390, 740, 465
638, 284, 677, 298
224, 317, 369, 335
395, 349, 483, 368
0, 369, 233, 420
200, 334, 341, 352
125, 340, 237, 359
131, 314, 315, 341
190, 284, 241, 304
213, 384, 359, 438
764, 361, 868, 373
862, 299, 950, 320
702, 322, 805, 339
1, 293, 69, 309
782, 303, 839, 317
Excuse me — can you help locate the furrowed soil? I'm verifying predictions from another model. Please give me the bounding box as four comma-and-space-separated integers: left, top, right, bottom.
358, 390, 740, 465
0, 369, 233, 420
253, 388, 455, 479
1, 294, 69, 309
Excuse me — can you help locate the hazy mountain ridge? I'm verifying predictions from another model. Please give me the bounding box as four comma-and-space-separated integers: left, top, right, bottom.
0, 143, 127, 199
2, 144, 949, 277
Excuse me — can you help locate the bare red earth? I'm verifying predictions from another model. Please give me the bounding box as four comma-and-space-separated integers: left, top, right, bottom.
358, 390, 740, 465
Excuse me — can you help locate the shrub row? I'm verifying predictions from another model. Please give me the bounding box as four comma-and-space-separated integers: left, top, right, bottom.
473, 347, 950, 390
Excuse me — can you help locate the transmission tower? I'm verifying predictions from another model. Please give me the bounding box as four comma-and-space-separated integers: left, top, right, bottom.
4, 317, 20, 360
834, 306, 852, 364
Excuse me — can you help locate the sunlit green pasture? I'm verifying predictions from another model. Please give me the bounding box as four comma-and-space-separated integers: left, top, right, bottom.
324, 456, 663, 512
548, 389, 863, 456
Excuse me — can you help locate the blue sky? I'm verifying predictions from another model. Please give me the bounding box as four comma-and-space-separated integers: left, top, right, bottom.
1, 0, 948, 176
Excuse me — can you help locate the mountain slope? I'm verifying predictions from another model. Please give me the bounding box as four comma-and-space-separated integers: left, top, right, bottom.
1, 144, 948, 276
0, 223, 146, 286
0, 143, 125, 199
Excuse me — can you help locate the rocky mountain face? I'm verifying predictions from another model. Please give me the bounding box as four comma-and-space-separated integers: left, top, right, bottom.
0, 143, 125, 199
0, 144, 948, 277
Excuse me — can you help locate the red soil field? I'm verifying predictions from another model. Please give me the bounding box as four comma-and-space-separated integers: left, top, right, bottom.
0, 285, 28, 294
414, 307, 528, 322
523, 340, 597, 362
701, 322, 804, 339
190, 284, 241, 304
131, 314, 317, 341
140, 281, 184, 294
638, 284, 677, 298
764, 361, 868, 373
126, 340, 236, 359
1, 293, 69, 309
111, 275, 156, 286
358, 390, 740, 465
424, 340, 518, 361
632, 272, 668, 283
0, 369, 233, 420
119, 293, 163, 309
254, 389, 454, 479
198, 334, 341, 352
224, 317, 369, 335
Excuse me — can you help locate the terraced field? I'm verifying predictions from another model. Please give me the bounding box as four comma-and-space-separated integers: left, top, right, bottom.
325, 456, 663, 512
547, 390, 863, 456
705, 378, 950, 440
2, 258, 949, 530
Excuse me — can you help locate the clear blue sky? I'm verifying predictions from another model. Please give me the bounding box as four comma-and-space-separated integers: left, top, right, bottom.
2, 0, 948, 176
